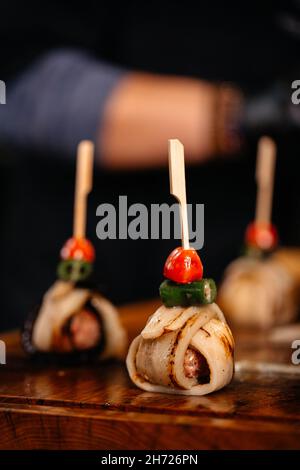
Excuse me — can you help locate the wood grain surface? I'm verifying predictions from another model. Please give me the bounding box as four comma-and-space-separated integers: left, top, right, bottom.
0, 299, 299, 450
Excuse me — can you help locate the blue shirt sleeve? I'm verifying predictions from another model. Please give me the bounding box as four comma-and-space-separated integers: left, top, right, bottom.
0, 49, 126, 158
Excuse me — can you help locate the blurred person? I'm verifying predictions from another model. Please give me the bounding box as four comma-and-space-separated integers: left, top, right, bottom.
0, 1, 299, 329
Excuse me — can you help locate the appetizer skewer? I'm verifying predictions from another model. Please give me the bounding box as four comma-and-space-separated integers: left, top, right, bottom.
126, 139, 234, 395
22, 141, 127, 360
245, 137, 278, 257
218, 137, 300, 329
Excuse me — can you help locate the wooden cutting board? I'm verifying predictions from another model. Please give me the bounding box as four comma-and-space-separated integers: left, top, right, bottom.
0, 299, 299, 449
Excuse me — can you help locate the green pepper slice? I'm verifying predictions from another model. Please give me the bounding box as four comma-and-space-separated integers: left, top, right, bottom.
159, 278, 217, 307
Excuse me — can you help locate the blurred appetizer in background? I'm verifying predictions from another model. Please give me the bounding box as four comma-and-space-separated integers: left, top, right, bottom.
218, 137, 300, 329
22, 141, 127, 361
127, 140, 234, 395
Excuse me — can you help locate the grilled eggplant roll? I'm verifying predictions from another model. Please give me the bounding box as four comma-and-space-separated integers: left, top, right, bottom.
22, 236, 127, 361
218, 248, 300, 329
22, 280, 127, 361
126, 302, 234, 395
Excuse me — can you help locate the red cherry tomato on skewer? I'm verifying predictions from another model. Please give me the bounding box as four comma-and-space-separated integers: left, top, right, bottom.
60, 237, 95, 263
245, 222, 278, 251
163, 247, 203, 284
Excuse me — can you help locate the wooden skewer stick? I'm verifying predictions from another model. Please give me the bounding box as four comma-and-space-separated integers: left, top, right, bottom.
255, 136, 276, 225
168, 139, 190, 249
73, 140, 94, 239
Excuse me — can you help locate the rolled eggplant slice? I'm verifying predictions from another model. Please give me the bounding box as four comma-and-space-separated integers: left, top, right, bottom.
126, 303, 234, 396
22, 281, 127, 361
272, 248, 300, 286
218, 253, 299, 329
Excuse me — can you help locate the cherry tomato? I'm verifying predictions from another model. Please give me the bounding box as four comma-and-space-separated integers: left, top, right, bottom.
245, 222, 278, 251
60, 237, 95, 263
163, 247, 203, 284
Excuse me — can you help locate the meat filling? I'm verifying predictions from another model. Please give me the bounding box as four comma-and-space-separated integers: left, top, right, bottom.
70, 309, 102, 350
59, 308, 102, 352
184, 347, 210, 383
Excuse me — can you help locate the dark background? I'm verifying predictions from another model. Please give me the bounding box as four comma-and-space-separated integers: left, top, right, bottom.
0, 1, 299, 330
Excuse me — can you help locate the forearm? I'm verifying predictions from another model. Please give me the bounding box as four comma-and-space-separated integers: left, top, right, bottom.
0, 49, 241, 168
100, 73, 235, 169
